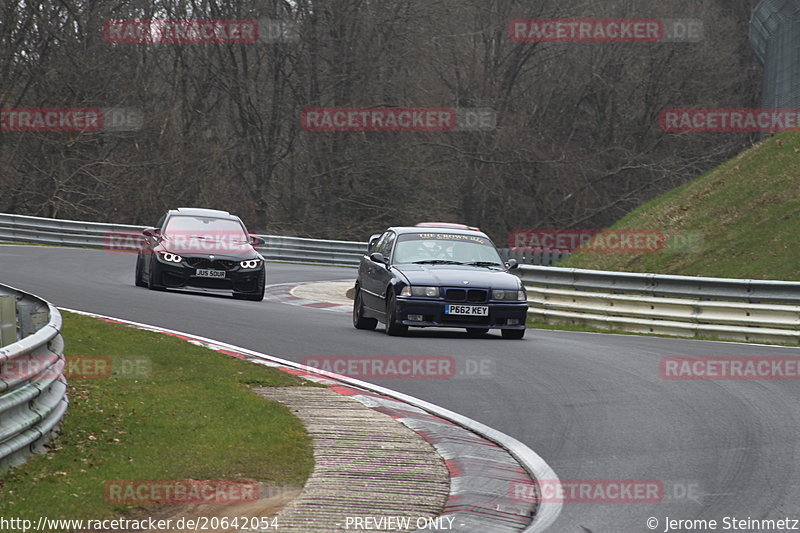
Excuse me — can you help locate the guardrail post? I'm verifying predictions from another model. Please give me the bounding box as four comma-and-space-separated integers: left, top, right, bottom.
16, 301, 49, 338
0, 294, 16, 347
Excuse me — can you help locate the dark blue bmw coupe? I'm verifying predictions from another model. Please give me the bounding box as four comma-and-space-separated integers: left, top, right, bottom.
353, 224, 528, 339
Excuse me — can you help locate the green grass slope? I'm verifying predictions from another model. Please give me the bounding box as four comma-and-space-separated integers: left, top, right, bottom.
559, 132, 800, 280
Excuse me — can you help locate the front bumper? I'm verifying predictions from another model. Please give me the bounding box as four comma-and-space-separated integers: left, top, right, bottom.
153, 257, 264, 293
395, 297, 528, 329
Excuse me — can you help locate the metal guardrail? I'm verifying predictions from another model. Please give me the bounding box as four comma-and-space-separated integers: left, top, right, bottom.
499, 247, 570, 267
0, 285, 68, 472
517, 265, 800, 344
260, 235, 367, 267
0, 213, 368, 267
0, 213, 562, 267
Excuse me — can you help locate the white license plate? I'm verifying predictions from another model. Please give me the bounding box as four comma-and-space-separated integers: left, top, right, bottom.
195, 269, 226, 278
445, 305, 489, 316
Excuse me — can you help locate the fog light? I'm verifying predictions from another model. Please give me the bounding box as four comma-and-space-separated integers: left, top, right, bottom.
408, 314, 424, 322
507, 318, 520, 325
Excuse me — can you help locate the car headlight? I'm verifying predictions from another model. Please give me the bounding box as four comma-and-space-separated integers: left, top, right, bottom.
400, 286, 440, 297
240, 259, 261, 269
160, 252, 182, 263
492, 289, 526, 301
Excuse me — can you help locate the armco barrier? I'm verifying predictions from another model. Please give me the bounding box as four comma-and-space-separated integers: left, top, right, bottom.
517, 265, 800, 344
0, 285, 68, 472
499, 247, 570, 267
0, 212, 368, 267
0, 213, 560, 266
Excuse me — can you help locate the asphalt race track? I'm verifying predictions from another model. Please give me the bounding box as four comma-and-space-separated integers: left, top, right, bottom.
3, 244, 800, 532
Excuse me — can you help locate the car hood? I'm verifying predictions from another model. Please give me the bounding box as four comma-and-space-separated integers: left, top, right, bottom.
394, 264, 522, 289
156, 235, 259, 259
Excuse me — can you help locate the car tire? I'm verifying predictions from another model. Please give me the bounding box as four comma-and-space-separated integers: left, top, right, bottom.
353, 287, 378, 330
147, 255, 165, 291
385, 290, 408, 336
502, 328, 526, 340
246, 270, 267, 302
239, 270, 265, 301
134, 255, 147, 287
466, 328, 489, 337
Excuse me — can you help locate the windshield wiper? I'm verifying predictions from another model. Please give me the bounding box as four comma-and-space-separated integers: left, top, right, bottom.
465, 261, 504, 268
412, 260, 465, 265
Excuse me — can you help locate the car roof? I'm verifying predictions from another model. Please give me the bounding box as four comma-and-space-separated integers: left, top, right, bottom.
415, 222, 481, 231
388, 226, 491, 239
168, 207, 236, 218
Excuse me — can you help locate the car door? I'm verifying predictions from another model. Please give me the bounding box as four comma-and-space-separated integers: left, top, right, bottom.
360, 231, 394, 313
371, 231, 397, 312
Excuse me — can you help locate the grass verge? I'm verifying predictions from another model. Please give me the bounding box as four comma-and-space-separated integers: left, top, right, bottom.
558, 132, 800, 280
0, 311, 317, 519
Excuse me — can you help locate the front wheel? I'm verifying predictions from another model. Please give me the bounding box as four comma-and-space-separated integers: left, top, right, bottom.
385, 291, 408, 336
353, 287, 378, 330
502, 328, 526, 340
147, 255, 165, 291
134, 255, 147, 287
234, 270, 266, 301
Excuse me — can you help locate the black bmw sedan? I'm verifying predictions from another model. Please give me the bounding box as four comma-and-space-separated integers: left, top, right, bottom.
353, 226, 528, 339
135, 208, 266, 301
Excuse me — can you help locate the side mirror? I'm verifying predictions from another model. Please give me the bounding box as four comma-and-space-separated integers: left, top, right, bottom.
368, 234, 381, 251
369, 252, 387, 264
142, 227, 159, 238
505, 258, 519, 270
250, 235, 266, 246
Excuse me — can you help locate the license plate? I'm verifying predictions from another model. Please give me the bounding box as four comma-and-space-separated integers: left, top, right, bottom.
445, 305, 489, 316
195, 269, 226, 278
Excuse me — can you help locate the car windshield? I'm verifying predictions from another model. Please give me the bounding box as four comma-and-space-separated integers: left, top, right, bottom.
393, 232, 503, 266
164, 216, 248, 242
